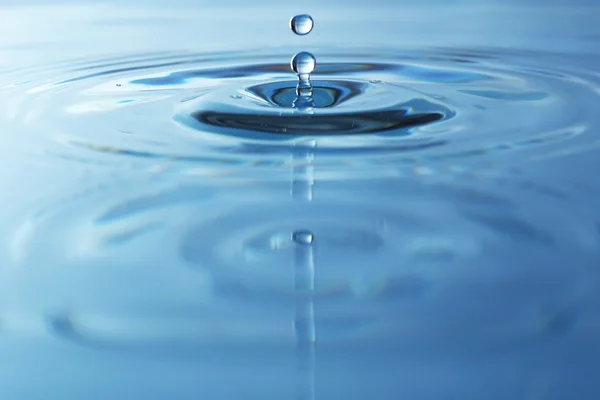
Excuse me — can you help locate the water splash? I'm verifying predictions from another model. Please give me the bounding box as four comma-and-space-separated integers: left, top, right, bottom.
291, 51, 317, 110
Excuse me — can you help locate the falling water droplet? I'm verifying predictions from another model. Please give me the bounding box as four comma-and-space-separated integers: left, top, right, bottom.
290, 14, 314, 36
292, 229, 316, 400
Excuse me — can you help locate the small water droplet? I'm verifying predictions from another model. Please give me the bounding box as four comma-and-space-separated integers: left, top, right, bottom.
291, 52, 316, 75
292, 230, 314, 245
290, 14, 314, 36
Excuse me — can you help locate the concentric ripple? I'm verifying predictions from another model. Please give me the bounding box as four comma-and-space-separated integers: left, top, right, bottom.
178, 79, 452, 136
7, 177, 600, 353
1, 48, 599, 176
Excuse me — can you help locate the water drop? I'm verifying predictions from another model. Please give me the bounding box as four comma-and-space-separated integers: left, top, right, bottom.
293, 230, 314, 245
290, 14, 314, 36
291, 52, 316, 75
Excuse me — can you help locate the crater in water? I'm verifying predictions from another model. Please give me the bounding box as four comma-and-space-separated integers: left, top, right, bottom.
180, 79, 452, 136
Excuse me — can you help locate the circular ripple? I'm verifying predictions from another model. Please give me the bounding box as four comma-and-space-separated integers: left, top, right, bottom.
176, 79, 452, 136
179, 186, 599, 304
2, 48, 598, 174
181, 200, 476, 299
11, 177, 599, 352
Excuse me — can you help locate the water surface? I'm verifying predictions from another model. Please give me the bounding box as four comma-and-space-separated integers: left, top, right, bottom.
0, 1, 600, 399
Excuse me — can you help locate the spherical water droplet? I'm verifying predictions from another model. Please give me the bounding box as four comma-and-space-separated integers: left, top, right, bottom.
290, 14, 314, 36
292, 230, 314, 245
291, 52, 316, 75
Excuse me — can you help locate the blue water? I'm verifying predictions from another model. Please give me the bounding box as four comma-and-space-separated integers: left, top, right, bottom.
1, 1, 600, 399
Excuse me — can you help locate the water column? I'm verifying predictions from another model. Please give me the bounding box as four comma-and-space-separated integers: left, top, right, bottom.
291, 52, 317, 110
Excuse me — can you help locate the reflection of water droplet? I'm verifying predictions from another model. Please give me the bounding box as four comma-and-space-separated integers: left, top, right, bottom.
292, 230, 314, 245
293, 228, 316, 400
292, 141, 316, 202
290, 14, 314, 36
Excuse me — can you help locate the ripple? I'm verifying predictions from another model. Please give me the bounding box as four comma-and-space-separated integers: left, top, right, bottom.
46, 309, 290, 355
10, 177, 599, 353
178, 79, 452, 136
4, 46, 600, 357
189, 104, 446, 136
2, 48, 598, 176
